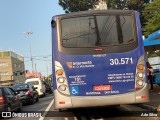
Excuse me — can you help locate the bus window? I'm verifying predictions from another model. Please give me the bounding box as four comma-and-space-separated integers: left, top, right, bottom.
61, 15, 134, 47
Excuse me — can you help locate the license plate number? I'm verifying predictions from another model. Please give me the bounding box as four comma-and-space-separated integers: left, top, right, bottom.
93, 84, 111, 91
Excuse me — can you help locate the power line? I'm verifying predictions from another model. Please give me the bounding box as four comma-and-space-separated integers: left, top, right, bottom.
23, 55, 52, 58
20, 49, 51, 53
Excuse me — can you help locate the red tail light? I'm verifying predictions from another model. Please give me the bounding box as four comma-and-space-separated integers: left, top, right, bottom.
135, 87, 141, 91
59, 101, 65, 104
141, 96, 147, 99
26, 90, 31, 95
0, 96, 4, 104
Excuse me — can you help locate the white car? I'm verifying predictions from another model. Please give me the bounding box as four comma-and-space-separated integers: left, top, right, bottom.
25, 78, 46, 97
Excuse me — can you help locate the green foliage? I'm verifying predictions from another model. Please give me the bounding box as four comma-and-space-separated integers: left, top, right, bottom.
58, 0, 149, 13
58, 0, 97, 13
142, 0, 160, 36
44, 74, 52, 84
58, 0, 149, 28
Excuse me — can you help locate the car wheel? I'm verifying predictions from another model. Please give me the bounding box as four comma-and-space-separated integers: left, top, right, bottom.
17, 101, 22, 112
30, 97, 35, 105
36, 96, 39, 102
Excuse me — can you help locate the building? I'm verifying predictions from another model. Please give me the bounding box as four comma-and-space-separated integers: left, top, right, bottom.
25, 70, 45, 80
93, 0, 107, 10
0, 51, 25, 86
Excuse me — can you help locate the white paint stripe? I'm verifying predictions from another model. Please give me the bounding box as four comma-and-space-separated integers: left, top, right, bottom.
39, 99, 54, 120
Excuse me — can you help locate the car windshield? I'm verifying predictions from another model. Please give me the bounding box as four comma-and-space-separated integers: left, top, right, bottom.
12, 84, 29, 90
27, 81, 39, 85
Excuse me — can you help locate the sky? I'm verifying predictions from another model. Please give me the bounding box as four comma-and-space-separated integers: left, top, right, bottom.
0, 0, 64, 76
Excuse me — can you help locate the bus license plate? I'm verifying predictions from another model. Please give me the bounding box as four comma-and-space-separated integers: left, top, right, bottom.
93, 85, 111, 91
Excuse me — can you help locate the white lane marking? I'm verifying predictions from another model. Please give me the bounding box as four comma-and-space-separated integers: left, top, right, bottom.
39, 99, 54, 120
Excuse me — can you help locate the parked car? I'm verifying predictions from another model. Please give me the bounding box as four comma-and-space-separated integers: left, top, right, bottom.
0, 86, 22, 113
12, 83, 39, 105
44, 82, 52, 94
25, 78, 46, 97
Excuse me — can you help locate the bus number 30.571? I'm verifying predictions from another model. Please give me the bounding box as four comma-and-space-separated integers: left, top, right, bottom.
110, 57, 133, 65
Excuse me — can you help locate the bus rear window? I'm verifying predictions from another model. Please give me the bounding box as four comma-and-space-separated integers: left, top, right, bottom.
61, 14, 134, 47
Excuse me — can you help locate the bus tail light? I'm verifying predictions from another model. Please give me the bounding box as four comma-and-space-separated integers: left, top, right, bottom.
58, 85, 67, 91
136, 95, 147, 99
137, 72, 144, 78
57, 77, 65, 83
55, 61, 70, 96
56, 69, 64, 76
136, 80, 144, 86
94, 48, 103, 51
59, 101, 65, 104
137, 64, 144, 71
135, 56, 146, 91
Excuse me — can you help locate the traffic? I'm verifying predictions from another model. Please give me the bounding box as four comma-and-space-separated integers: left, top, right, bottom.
0, 79, 52, 119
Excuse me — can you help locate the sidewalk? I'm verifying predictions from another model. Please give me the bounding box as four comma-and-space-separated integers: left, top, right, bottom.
137, 84, 160, 111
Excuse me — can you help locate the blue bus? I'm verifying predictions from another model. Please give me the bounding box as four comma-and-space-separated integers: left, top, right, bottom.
51, 10, 149, 109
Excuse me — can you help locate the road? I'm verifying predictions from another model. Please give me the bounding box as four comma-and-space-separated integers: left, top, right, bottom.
44, 104, 158, 120
9, 93, 53, 120
7, 94, 159, 120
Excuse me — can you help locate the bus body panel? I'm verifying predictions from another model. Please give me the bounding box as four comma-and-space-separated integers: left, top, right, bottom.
54, 84, 149, 109
54, 49, 139, 96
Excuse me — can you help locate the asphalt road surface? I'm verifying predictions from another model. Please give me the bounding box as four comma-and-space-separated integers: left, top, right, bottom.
4, 93, 159, 120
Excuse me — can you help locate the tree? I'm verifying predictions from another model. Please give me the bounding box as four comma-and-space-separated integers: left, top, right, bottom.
58, 0, 97, 13
142, 0, 160, 36
58, 0, 152, 36
147, 51, 160, 58
58, 0, 150, 13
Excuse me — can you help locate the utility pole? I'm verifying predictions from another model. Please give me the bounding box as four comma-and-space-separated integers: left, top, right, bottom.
23, 31, 34, 73
44, 56, 49, 78
34, 63, 37, 77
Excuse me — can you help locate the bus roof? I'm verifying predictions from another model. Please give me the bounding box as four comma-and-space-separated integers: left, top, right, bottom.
52, 10, 137, 19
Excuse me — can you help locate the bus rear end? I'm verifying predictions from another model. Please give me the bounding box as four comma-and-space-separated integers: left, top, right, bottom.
51, 10, 149, 109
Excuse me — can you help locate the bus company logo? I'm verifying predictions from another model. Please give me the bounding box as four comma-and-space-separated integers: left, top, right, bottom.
66, 62, 73, 69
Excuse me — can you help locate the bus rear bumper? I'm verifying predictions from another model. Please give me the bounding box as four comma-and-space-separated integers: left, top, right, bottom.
54, 84, 149, 109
